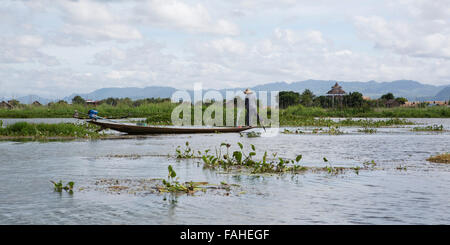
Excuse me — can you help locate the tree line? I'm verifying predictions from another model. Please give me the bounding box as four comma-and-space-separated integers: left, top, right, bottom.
278, 90, 408, 109
71, 96, 170, 106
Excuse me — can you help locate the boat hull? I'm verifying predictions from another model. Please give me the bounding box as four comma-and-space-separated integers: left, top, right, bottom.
88, 120, 252, 134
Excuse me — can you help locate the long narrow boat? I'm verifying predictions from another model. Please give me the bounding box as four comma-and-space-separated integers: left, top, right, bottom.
88, 120, 252, 134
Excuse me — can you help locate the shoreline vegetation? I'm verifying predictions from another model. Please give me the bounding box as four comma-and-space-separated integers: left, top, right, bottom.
0, 117, 416, 139
0, 99, 448, 139
0, 122, 102, 139
0, 101, 449, 120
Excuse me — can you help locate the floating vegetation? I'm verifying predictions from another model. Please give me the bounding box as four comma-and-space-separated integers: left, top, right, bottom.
426, 153, 450, 164
322, 126, 344, 135
395, 165, 407, 171
81, 166, 242, 197
51, 180, 74, 194
363, 160, 377, 168
412, 124, 444, 131
105, 154, 142, 159
246, 131, 261, 138
282, 128, 304, 134
358, 127, 377, 134
91, 178, 162, 195
309, 127, 344, 135
157, 165, 208, 194
281, 117, 414, 127
198, 142, 305, 174
175, 141, 198, 159
175, 141, 374, 176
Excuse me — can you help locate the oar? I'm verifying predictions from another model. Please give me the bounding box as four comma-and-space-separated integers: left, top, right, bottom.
257, 113, 266, 132
94, 115, 121, 124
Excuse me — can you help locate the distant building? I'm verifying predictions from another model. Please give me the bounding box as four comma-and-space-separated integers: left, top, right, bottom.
326, 82, 346, 96
362, 96, 371, 101
426, 101, 448, 106
326, 82, 346, 107
86, 100, 100, 106
402, 101, 448, 107
385, 99, 400, 108
0, 101, 13, 109
32, 101, 42, 106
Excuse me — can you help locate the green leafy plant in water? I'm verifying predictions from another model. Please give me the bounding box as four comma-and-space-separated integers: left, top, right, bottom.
176, 142, 368, 176
50, 180, 74, 193
197, 142, 308, 174
323, 126, 344, 135
412, 124, 444, 132
362, 160, 377, 169
282, 128, 304, 134
159, 165, 208, 194
312, 128, 322, 134
321, 157, 344, 175
175, 141, 197, 159
358, 127, 377, 134
246, 131, 261, 138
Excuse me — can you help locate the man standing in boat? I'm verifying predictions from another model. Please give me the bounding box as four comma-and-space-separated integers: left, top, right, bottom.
244, 88, 263, 127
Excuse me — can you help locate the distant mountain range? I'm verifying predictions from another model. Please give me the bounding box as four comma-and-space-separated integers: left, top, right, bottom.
8, 80, 450, 104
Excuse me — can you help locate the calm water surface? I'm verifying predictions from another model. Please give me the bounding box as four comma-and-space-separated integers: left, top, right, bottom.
0, 118, 449, 224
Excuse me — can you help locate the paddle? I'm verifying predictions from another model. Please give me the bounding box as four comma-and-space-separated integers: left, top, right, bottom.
257, 113, 266, 132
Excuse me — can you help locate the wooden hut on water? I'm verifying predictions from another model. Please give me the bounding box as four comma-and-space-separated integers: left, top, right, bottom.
326, 82, 346, 107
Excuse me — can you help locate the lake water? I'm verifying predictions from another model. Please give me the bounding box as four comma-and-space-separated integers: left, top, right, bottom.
0, 118, 449, 224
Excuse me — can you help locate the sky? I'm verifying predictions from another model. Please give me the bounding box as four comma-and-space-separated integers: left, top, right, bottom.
0, 0, 449, 99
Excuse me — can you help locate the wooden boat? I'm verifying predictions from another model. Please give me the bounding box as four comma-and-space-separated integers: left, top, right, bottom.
88, 120, 252, 134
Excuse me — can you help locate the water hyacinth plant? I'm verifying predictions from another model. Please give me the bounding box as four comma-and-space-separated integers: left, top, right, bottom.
51, 180, 74, 193
175, 141, 197, 159
412, 124, 444, 131
174, 141, 387, 177
157, 165, 225, 195
282, 128, 304, 134
358, 127, 377, 134
246, 131, 261, 138
197, 142, 306, 174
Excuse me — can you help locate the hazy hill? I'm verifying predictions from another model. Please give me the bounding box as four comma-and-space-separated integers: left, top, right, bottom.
64, 86, 178, 102
8, 80, 449, 104
433, 86, 450, 101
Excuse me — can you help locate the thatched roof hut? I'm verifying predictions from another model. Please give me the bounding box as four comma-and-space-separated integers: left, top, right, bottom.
327, 82, 346, 96
385, 99, 400, 108
0, 101, 13, 109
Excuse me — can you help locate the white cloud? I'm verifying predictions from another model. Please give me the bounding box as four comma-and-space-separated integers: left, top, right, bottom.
1, 0, 449, 98
0, 35, 59, 65
134, 0, 239, 35
184, 28, 450, 88
354, 1, 450, 59
58, 0, 142, 42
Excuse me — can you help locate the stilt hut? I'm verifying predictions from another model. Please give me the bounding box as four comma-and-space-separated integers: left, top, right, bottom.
326, 82, 346, 108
